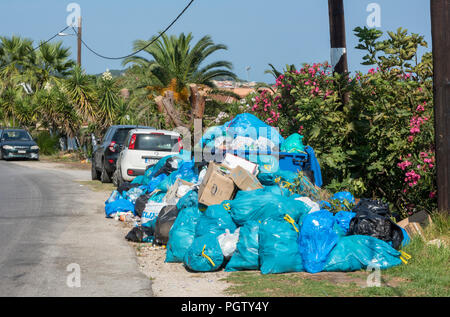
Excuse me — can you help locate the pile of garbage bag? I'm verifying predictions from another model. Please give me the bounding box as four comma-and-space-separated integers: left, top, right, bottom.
104, 113, 411, 274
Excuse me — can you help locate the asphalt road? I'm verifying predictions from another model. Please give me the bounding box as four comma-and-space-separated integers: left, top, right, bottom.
0, 160, 152, 297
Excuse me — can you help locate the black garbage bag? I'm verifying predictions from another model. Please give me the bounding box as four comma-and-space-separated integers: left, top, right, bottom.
134, 193, 152, 217
117, 182, 140, 195
348, 199, 403, 250
153, 158, 178, 178
154, 205, 179, 245
352, 198, 390, 216
125, 226, 154, 243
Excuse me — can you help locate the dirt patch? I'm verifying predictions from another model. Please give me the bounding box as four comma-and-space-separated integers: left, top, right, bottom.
40, 157, 91, 170
116, 220, 234, 297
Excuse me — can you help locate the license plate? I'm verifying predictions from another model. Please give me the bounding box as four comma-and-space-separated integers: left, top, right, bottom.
18, 150, 26, 154
144, 159, 158, 165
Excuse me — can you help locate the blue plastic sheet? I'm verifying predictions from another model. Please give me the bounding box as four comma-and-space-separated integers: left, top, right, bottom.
304, 146, 323, 187
259, 216, 304, 274
105, 199, 135, 218
195, 204, 237, 238
183, 234, 224, 272
298, 210, 339, 273
225, 221, 260, 272
165, 207, 202, 263
323, 235, 402, 272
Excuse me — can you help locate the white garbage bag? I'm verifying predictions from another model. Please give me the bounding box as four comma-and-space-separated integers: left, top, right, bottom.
217, 228, 241, 258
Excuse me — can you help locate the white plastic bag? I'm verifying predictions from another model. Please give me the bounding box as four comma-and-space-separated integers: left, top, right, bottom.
295, 197, 321, 213
217, 228, 240, 258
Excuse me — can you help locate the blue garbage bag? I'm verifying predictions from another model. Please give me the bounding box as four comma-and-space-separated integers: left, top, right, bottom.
131, 175, 145, 185
298, 210, 339, 273
259, 215, 304, 274
144, 174, 167, 193
165, 207, 202, 263
323, 235, 403, 272
257, 169, 298, 186
225, 221, 260, 272
148, 191, 166, 202
176, 190, 198, 210
304, 146, 323, 187
228, 191, 310, 226
400, 228, 410, 247
334, 211, 356, 234
330, 191, 355, 210
183, 234, 224, 272
105, 190, 121, 204
281, 133, 306, 153
105, 199, 135, 218
195, 204, 237, 238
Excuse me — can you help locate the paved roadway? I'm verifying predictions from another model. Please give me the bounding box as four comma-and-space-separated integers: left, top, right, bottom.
0, 160, 152, 297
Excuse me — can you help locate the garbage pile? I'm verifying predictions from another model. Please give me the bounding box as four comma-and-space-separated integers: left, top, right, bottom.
104, 113, 411, 274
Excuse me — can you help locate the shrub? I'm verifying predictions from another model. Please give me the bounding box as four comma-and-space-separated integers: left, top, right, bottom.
35, 131, 59, 155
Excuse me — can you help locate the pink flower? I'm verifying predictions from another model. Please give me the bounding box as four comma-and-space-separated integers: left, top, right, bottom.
416, 104, 425, 112
368, 68, 376, 74
429, 191, 436, 198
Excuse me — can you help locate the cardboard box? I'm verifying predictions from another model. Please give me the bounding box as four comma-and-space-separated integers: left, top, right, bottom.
397, 210, 432, 237
222, 153, 258, 175
198, 162, 236, 206
229, 165, 263, 191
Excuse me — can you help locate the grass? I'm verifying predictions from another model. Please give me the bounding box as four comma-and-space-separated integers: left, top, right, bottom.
224, 212, 450, 297
76, 180, 116, 192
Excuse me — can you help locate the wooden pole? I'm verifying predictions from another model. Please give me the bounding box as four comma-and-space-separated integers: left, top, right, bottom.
430, 0, 450, 213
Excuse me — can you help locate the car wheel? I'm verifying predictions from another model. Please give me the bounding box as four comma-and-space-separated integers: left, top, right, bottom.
112, 169, 119, 187
100, 162, 112, 183
91, 158, 100, 180
0, 150, 3, 160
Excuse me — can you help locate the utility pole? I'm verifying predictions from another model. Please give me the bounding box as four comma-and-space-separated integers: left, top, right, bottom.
328, 0, 348, 76
77, 16, 82, 67
430, 0, 450, 213
328, 0, 349, 106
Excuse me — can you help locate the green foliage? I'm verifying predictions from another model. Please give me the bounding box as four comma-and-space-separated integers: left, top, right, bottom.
35, 131, 59, 155
226, 27, 436, 217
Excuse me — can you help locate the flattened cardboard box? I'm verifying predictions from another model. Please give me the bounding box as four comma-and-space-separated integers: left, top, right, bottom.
229, 165, 263, 191
198, 162, 236, 206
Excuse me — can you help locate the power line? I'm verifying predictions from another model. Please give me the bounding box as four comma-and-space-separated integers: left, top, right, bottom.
72, 0, 195, 61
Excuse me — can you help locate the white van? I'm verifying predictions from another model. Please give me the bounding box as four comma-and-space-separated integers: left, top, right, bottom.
113, 128, 181, 186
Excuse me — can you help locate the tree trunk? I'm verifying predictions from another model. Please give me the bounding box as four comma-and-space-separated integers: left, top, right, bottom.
155, 91, 188, 128
189, 84, 206, 121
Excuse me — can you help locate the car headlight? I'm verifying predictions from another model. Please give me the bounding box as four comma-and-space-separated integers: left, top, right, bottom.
3, 145, 14, 150
31, 145, 39, 150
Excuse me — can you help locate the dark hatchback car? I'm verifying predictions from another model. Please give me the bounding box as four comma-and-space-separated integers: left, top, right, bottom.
91, 125, 151, 183
0, 128, 39, 160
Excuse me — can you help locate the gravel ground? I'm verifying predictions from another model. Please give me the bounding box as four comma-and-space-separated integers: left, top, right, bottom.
117, 220, 235, 297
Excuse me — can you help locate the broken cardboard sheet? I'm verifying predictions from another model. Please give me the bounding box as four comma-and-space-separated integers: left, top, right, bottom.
165, 179, 196, 204
397, 210, 432, 238
229, 165, 263, 191
198, 162, 236, 206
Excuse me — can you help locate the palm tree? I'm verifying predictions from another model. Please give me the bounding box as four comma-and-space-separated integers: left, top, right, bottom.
61, 65, 97, 123
122, 33, 237, 102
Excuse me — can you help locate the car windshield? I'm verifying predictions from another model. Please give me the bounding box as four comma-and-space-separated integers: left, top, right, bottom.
112, 128, 133, 144
134, 134, 179, 152
2, 130, 32, 141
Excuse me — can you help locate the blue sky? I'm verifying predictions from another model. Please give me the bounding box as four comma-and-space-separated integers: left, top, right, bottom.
0, 0, 432, 83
